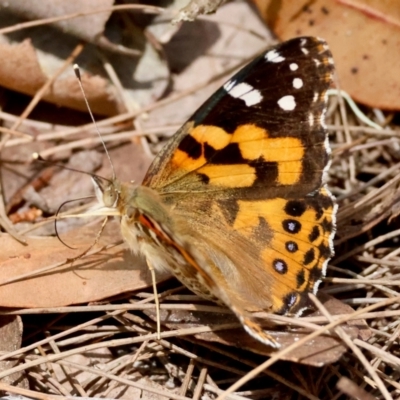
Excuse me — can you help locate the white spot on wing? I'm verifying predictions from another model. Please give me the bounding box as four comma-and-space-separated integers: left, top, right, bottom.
301, 47, 309, 55
278, 95, 296, 111
225, 82, 263, 106
265, 49, 285, 63
290, 63, 298, 71
293, 78, 303, 89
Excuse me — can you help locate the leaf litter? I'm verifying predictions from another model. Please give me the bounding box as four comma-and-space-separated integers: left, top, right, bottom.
252, 0, 400, 110
0, 1, 399, 400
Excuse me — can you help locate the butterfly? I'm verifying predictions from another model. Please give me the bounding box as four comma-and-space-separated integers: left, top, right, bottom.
93, 37, 337, 349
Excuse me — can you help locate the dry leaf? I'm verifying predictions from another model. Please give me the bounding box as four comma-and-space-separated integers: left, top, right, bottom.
253, 0, 400, 110
0, 226, 171, 308
145, 295, 369, 366
0, 3, 169, 115
0, 315, 28, 389
0, 38, 121, 116
3, 0, 114, 43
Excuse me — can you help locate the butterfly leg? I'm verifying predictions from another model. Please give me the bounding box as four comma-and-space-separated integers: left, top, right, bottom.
146, 259, 161, 340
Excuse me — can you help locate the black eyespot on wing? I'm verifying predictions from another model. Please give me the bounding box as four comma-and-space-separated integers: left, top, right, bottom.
285, 241, 298, 253
283, 219, 302, 234
278, 292, 298, 314
273, 259, 288, 274
285, 200, 306, 217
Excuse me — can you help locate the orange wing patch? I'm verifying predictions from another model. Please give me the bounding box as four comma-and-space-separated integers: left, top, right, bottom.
231, 190, 335, 314
233, 125, 304, 185
171, 123, 305, 188
171, 125, 231, 171
197, 164, 256, 188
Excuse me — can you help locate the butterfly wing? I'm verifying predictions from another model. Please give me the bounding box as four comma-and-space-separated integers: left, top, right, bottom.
140, 37, 336, 346
144, 37, 333, 198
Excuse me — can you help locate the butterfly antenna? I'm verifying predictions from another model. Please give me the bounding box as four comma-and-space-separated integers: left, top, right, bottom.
32, 153, 112, 184
54, 196, 95, 249
73, 64, 116, 180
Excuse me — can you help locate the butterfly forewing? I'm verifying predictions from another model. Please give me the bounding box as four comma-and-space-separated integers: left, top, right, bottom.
143, 37, 334, 198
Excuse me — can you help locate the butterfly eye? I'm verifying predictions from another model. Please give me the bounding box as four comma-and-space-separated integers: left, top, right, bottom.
103, 186, 118, 207
92, 176, 118, 207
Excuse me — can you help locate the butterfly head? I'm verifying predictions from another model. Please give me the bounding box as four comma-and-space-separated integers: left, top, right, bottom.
91, 176, 169, 227
92, 176, 120, 209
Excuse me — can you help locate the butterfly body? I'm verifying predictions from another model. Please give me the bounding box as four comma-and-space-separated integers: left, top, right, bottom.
94, 37, 337, 348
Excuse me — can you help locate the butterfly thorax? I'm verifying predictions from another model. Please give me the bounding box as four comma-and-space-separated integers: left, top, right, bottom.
118, 184, 171, 251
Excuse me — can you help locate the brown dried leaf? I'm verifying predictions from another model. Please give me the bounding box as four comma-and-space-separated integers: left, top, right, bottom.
0, 227, 171, 308
0, 315, 28, 389
0, 3, 169, 115
2, 0, 114, 43
253, 0, 400, 110
145, 295, 369, 366
0, 39, 121, 116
